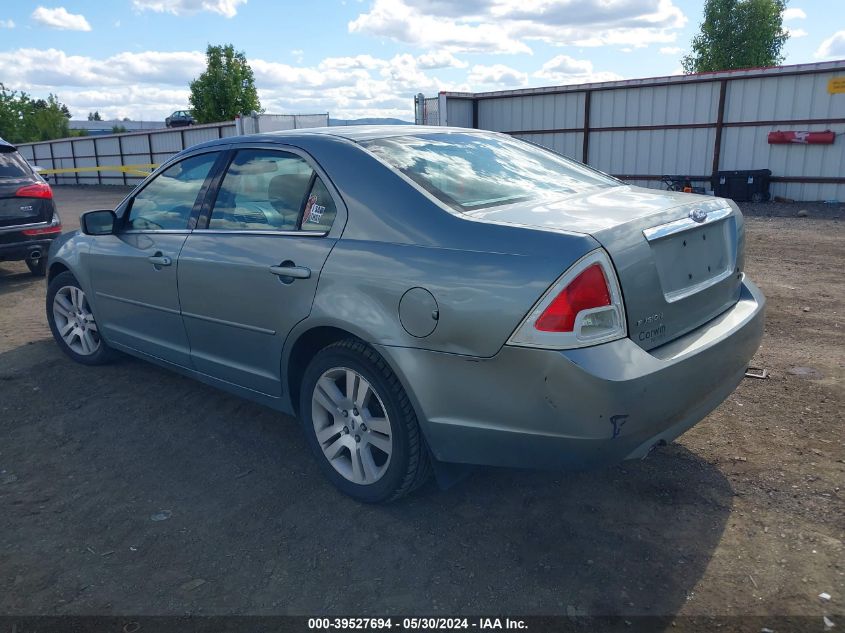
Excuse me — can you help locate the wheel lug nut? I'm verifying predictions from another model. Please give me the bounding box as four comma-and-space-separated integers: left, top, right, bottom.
341, 410, 349, 417
353, 408, 359, 416
342, 426, 349, 434
355, 435, 361, 443
360, 424, 367, 432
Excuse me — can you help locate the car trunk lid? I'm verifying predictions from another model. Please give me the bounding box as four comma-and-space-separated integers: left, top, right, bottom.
0, 146, 51, 228
465, 185, 744, 351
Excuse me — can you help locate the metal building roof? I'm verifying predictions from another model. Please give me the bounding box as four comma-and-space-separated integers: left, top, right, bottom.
442, 59, 845, 99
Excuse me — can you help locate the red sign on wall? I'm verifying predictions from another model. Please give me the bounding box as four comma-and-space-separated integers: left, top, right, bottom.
767, 130, 836, 144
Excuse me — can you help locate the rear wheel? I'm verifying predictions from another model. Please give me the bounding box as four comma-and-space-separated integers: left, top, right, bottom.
26, 256, 46, 277
300, 338, 431, 503
46, 271, 114, 365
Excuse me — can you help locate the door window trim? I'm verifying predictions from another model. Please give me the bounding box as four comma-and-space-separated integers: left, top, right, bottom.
193, 144, 345, 237
117, 148, 229, 234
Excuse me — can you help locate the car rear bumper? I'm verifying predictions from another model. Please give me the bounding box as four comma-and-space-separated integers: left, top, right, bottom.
0, 236, 56, 262
378, 277, 765, 470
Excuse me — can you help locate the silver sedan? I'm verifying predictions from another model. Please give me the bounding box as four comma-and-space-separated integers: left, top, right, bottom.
46, 126, 765, 502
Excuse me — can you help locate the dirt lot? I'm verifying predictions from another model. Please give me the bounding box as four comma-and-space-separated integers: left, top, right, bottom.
0, 187, 842, 623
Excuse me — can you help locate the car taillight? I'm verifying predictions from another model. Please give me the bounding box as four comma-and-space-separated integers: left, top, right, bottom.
535, 264, 610, 332
22, 225, 62, 236
16, 182, 53, 199
508, 249, 627, 349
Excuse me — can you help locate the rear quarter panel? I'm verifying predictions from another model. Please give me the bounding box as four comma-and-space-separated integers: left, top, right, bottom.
296, 135, 601, 357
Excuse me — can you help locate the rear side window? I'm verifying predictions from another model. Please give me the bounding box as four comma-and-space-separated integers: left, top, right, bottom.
209, 149, 336, 233
301, 176, 337, 232
126, 152, 218, 231
0, 149, 32, 178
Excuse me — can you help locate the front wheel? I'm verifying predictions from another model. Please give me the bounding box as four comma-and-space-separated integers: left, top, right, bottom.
300, 339, 431, 503
46, 271, 115, 365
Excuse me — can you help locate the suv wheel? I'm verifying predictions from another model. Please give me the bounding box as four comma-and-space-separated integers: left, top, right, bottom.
46, 271, 115, 365
26, 256, 46, 277
300, 338, 431, 503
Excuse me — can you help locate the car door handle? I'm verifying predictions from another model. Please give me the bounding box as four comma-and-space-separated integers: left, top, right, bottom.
148, 254, 172, 267
269, 263, 311, 280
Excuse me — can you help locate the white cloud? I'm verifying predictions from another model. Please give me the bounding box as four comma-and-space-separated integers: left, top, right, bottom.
291, 49, 304, 64
815, 30, 845, 59
0, 19, 15, 28
533, 54, 623, 85
349, 0, 531, 54
0, 48, 206, 89
0, 47, 469, 121
350, 0, 687, 52
659, 46, 682, 54
132, 0, 247, 18
783, 7, 806, 21
417, 50, 468, 69
468, 64, 527, 87
788, 28, 808, 38
31, 6, 91, 31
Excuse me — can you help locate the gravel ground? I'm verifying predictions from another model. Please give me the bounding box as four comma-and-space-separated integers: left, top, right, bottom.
0, 187, 842, 623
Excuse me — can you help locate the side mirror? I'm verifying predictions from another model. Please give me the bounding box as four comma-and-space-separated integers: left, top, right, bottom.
80, 209, 116, 236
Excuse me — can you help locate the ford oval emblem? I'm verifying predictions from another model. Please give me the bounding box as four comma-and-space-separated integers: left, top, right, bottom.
689, 208, 708, 223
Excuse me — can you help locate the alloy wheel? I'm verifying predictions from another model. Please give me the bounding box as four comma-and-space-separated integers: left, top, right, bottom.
52, 285, 100, 356
311, 367, 393, 485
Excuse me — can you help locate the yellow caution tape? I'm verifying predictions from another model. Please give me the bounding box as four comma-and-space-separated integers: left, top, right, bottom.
39, 164, 160, 177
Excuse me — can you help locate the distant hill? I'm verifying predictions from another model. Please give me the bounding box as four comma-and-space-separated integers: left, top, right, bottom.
329, 117, 412, 126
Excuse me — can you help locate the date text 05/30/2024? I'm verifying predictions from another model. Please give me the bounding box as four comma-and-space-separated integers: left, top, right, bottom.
308, 618, 528, 630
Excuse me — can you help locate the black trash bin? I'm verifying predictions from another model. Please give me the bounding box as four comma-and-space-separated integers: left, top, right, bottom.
713, 169, 772, 202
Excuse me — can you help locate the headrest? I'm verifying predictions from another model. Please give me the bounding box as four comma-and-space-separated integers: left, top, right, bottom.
269, 173, 311, 212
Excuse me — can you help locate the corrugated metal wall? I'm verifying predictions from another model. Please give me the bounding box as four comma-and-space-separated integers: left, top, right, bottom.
431, 61, 845, 202
17, 122, 237, 186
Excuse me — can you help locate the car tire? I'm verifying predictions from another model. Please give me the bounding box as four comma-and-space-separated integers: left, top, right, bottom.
26, 257, 46, 277
299, 338, 431, 503
46, 271, 115, 366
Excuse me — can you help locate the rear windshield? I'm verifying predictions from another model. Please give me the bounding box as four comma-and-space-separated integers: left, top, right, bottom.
0, 149, 32, 179
362, 133, 617, 212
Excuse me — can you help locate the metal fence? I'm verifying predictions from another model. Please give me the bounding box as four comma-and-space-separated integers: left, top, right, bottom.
415, 94, 444, 126
16, 113, 330, 186
236, 113, 329, 134
420, 60, 845, 202
16, 122, 236, 186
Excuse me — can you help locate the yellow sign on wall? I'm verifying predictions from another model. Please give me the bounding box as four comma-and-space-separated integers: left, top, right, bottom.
829, 77, 845, 94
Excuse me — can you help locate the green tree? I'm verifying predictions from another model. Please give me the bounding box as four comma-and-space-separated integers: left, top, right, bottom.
111, 124, 127, 133
189, 44, 261, 124
0, 85, 71, 143
88, 110, 102, 121
682, 0, 789, 73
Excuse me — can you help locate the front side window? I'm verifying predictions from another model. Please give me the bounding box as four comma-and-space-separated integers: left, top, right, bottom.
209, 149, 336, 232
125, 152, 218, 230
363, 133, 617, 212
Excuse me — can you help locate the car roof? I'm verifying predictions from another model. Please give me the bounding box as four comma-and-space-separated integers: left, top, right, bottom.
181, 125, 503, 159
262, 124, 486, 142
0, 136, 16, 150
187, 125, 496, 154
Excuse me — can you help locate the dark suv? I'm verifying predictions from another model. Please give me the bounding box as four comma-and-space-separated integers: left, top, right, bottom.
0, 138, 61, 276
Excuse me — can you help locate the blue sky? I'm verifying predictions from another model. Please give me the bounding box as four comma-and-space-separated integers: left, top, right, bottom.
1, 0, 843, 121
